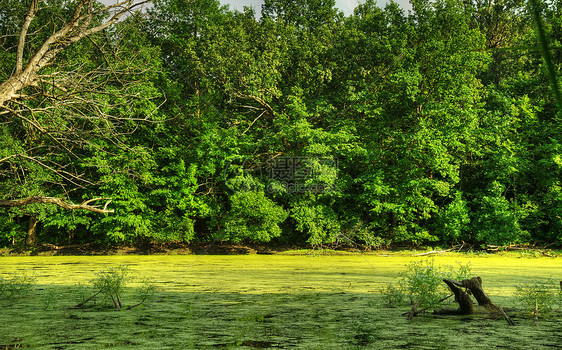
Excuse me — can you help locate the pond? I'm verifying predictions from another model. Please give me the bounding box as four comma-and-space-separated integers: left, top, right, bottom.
0, 253, 560, 349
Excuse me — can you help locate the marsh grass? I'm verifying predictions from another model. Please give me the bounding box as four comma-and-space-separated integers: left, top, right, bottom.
515, 279, 561, 319
0, 254, 561, 349
0, 271, 36, 299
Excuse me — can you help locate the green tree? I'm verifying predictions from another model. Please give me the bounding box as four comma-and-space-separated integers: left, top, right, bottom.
0, 1, 160, 246
262, 0, 341, 30
348, 0, 489, 244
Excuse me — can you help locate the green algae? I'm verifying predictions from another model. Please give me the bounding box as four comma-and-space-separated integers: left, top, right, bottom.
0, 254, 561, 349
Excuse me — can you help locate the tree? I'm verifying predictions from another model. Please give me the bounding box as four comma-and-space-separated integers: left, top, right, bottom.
0, 0, 156, 245
3, 0, 556, 248
0, 0, 150, 107
262, 0, 341, 30
347, 0, 490, 244
462, 0, 529, 49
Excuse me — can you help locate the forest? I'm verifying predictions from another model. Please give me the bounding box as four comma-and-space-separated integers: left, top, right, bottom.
0, 0, 561, 249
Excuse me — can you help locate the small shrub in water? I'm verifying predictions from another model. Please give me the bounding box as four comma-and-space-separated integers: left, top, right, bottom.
91, 265, 129, 308
515, 280, 559, 319
74, 265, 130, 309
0, 272, 36, 300
382, 282, 404, 307
75, 265, 155, 310
383, 259, 471, 309
133, 277, 157, 308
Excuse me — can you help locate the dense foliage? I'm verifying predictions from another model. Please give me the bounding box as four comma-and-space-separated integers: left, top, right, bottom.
1, 0, 562, 248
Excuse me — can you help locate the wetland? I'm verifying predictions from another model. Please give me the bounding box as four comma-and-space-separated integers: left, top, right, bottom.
1, 253, 561, 349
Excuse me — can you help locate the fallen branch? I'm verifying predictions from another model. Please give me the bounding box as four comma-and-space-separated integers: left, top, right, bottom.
41, 243, 91, 250
499, 306, 516, 326
402, 294, 454, 319
0, 196, 114, 213
414, 243, 472, 256
414, 249, 452, 256
124, 302, 144, 311
72, 290, 102, 309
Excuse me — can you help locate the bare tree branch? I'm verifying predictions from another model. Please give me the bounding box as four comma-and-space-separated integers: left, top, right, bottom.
16, 0, 40, 74
0, 196, 114, 213
0, 0, 152, 107
15, 154, 95, 187
0, 0, 158, 214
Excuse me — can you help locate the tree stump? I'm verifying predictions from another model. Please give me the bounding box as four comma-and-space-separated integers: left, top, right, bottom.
443, 279, 475, 315
439, 276, 515, 325
442, 276, 497, 313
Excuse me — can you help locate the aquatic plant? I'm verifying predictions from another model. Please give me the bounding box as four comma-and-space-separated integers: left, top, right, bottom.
0, 272, 36, 299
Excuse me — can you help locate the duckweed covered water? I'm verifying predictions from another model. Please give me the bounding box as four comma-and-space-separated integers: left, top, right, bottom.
0, 253, 560, 349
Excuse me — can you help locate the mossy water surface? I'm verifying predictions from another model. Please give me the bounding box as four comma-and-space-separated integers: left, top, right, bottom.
0, 253, 561, 349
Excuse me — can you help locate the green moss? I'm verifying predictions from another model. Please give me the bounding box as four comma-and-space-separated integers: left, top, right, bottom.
0, 255, 560, 348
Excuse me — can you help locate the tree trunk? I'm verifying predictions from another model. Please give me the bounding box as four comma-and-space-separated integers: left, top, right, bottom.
0, 75, 33, 107
442, 276, 498, 313
443, 279, 475, 315
441, 276, 515, 325
25, 216, 38, 246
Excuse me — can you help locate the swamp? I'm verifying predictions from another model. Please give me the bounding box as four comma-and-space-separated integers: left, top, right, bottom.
2, 1, 562, 348
1, 252, 561, 349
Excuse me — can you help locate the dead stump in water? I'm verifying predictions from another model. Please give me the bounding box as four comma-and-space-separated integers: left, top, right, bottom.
437, 276, 515, 325
442, 276, 495, 314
